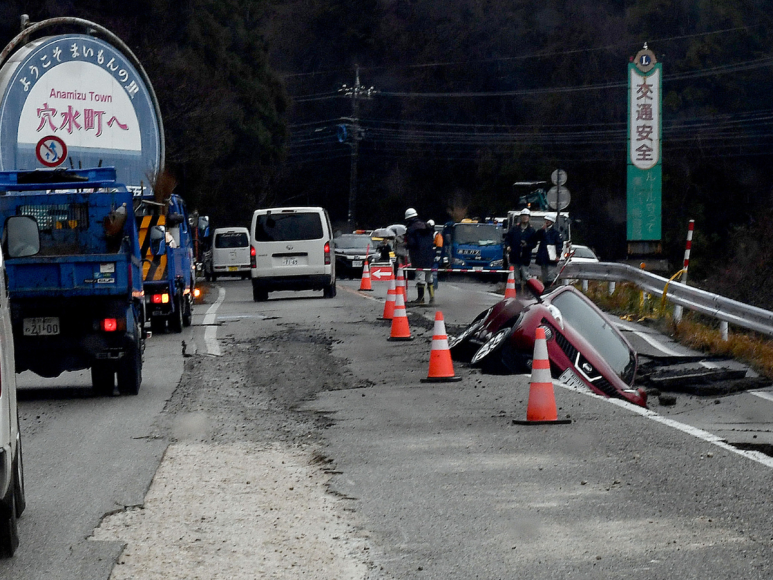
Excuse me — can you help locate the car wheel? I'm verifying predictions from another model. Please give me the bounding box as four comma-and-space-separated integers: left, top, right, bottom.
13, 432, 25, 518
323, 279, 337, 298
91, 361, 115, 396
449, 315, 488, 362
0, 475, 19, 558
471, 327, 512, 374
169, 294, 184, 333
211, 273, 218, 282
117, 339, 142, 396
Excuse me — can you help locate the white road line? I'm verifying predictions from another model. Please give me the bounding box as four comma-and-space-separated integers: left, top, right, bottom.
750, 391, 773, 404
553, 380, 773, 469
203, 287, 226, 356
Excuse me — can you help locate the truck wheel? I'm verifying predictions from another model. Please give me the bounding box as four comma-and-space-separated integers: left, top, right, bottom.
169, 295, 184, 333
91, 362, 115, 396
0, 476, 19, 558
182, 295, 192, 327
117, 342, 142, 396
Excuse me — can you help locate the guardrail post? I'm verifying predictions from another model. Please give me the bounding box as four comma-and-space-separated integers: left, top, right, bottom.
608, 281, 615, 295
674, 304, 683, 323
581, 280, 589, 292
720, 321, 729, 342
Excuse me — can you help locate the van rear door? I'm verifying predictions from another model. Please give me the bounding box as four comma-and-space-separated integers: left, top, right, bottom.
252, 210, 326, 275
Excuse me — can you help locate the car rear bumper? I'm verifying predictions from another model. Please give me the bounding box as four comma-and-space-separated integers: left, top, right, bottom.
252, 274, 333, 292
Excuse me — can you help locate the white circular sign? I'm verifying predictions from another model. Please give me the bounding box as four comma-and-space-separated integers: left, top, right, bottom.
547, 185, 571, 210
551, 169, 567, 186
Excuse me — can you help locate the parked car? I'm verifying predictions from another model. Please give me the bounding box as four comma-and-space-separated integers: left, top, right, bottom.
334, 233, 379, 278
205, 227, 251, 281
249, 207, 336, 301
0, 246, 25, 557
449, 278, 647, 408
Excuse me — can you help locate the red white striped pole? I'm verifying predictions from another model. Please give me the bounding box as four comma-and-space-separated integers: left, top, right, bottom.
674, 219, 694, 323
682, 219, 694, 286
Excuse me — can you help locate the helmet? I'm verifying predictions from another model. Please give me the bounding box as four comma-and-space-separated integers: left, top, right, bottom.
545, 215, 555, 223
404, 208, 418, 220
426, 219, 435, 227
520, 208, 531, 216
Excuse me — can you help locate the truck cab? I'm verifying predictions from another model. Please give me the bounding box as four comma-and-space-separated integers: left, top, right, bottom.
441, 220, 505, 271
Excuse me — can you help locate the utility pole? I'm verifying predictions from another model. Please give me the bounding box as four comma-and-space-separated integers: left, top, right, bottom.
339, 66, 376, 232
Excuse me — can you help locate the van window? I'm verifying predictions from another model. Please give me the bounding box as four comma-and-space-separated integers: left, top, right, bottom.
254, 213, 323, 242
215, 232, 249, 248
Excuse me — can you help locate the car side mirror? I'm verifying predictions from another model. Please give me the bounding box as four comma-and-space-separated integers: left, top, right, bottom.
6, 216, 40, 258
150, 225, 167, 256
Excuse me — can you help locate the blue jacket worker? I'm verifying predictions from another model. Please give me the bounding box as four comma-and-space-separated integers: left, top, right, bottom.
534, 215, 563, 284
405, 208, 436, 304
505, 208, 536, 289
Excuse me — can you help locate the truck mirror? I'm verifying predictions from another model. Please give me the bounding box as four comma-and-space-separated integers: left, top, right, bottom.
6, 216, 40, 258
150, 225, 167, 256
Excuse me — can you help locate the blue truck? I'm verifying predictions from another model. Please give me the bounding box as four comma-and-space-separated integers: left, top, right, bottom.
0, 167, 146, 395
135, 193, 195, 333
440, 221, 505, 271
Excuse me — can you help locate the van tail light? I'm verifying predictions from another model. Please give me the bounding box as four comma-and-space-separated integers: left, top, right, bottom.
101, 318, 118, 332
250, 246, 256, 268
324, 242, 331, 265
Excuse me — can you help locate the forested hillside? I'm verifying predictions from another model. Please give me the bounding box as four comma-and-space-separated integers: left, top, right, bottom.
2, 1, 773, 303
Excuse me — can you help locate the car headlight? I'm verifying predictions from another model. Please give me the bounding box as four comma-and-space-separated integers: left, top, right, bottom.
546, 304, 564, 330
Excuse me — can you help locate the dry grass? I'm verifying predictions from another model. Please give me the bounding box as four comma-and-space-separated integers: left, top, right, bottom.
581, 281, 773, 380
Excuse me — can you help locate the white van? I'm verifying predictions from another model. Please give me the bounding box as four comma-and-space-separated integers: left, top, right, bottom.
0, 247, 25, 557
207, 227, 251, 280
249, 207, 336, 301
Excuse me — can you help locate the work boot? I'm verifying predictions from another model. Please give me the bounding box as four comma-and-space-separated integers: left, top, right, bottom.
427, 283, 435, 304
410, 283, 425, 305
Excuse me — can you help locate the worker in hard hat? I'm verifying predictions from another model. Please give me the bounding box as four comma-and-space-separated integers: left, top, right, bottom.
505, 208, 536, 292
405, 208, 435, 304
534, 214, 563, 285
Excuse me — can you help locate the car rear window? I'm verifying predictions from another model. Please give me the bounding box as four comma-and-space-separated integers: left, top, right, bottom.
254, 213, 323, 242
215, 232, 249, 248
550, 291, 635, 383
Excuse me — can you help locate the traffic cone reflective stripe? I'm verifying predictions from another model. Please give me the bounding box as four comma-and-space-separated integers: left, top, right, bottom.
359, 260, 373, 291
388, 290, 413, 341
396, 266, 407, 302
504, 266, 517, 300
379, 275, 396, 320
421, 311, 462, 382
513, 326, 571, 425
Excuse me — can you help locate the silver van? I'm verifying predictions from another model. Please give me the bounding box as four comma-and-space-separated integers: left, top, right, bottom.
207, 227, 251, 280
249, 207, 336, 301
0, 246, 25, 557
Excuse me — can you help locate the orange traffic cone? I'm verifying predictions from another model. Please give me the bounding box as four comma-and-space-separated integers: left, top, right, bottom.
396, 265, 407, 302
504, 266, 517, 299
359, 260, 373, 291
388, 289, 413, 341
421, 311, 462, 382
512, 326, 571, 425
379, 275, 397, 320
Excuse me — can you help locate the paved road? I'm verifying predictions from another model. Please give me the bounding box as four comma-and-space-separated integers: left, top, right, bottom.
3, 275, 773, 578
0, 324, 191, 579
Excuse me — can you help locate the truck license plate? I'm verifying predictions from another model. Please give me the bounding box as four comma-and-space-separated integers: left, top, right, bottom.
559, 368, 586, 390
23, 317, 60, 336
283, 258, 298, 266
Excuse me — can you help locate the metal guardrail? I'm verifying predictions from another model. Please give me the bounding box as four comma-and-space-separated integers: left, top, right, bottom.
558, 261, 773, 338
